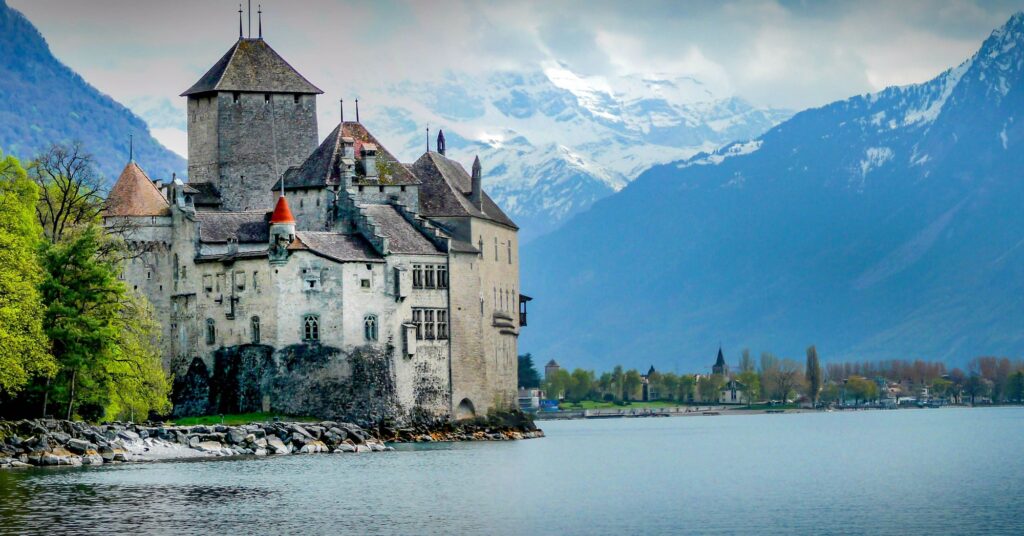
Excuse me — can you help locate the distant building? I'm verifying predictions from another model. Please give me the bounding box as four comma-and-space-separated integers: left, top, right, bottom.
641, 365, 659, 401
719, 379, 746, 404
712, 347, 730, 377
518, 387, 544, 412
544, 359, 561, 381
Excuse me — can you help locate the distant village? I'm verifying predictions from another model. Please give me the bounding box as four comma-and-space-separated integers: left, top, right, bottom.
515, 349, 1024, 416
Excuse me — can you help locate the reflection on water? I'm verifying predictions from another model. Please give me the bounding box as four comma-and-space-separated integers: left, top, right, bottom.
2, 408, 1023, 535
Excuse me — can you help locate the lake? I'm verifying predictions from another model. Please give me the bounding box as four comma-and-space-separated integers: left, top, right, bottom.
1, 407, 1022, 535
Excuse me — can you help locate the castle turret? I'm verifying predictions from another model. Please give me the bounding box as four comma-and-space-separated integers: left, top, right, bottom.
182, 37, 322, 211
269, 194, 296, 263
470, 155, 482, 209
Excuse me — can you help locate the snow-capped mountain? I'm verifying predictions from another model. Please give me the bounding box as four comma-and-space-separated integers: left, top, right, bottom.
363, 66, 789, 241
521, 12, 1024, 371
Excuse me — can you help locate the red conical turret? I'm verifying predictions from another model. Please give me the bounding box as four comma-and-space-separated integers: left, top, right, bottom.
270, 195, 295, 224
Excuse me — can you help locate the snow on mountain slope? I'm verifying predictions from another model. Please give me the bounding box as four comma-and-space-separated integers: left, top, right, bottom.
362, 66, 789, 241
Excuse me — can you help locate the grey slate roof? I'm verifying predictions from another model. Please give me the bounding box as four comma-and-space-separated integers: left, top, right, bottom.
410, 152, 517, 229
187, 182, 223, 207
362, 204, 443, 255
195, 211, 269, 243
272, 122, 419, 190
181, 38, 322, 96
291, 232, 383, 263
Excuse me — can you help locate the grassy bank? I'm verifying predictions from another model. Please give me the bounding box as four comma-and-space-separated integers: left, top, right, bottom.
170, 412, 317, 426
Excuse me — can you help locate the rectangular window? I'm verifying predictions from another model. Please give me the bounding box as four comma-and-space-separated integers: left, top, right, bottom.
437, 265, 448, 289
508, 241, 512, 264
253, 271, 260, 290
216, 273, 225, 293
236, 271, 246, 291
437, 310, 448, 340
360, 278, 371, 289
413, 309, 423, 340
294, 94, 301, 105
424, 265, 435, 289
412, 264, 423, 289
203, 274, 213, 293
232, 92, 240, 104
424, 310, 435, 340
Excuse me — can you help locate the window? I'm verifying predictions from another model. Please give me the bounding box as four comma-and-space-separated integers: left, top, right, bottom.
232, 92, 240, 104
412, 264, 423, 289
437, 310, 448, 340
303, 315, 320, 342
437, 265, 448, 289
253, 271, 260, 290
494, 237, 498, 260
507, 240, 512, 264
251, 316, 261, 344
424, 310, 435, 340
173, 254, 179, 281
293, 94, 300, 105
364, 315, 378, 341
413, 309, 423, 340
146, 271, 152, 280
264, 93, 270, 104
205, 319, 216, 345
424, 265, 436, 288
236, 272, 246, 291
478, 236, 484, 258
360, 278, 371, 289
203, 274, 213, 293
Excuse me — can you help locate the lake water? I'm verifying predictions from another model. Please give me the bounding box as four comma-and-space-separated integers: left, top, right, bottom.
2, 407, 1023, 535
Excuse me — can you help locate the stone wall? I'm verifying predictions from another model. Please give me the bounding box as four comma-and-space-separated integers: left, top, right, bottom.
188, 92, 318, 211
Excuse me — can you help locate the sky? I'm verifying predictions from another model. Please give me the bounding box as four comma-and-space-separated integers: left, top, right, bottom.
11, 0, 1024, 157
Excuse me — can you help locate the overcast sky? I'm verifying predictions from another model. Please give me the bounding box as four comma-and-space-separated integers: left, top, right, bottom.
11, 0, 1024, 153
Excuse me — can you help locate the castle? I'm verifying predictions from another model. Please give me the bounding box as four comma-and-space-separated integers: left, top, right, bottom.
103, 35, 528, 423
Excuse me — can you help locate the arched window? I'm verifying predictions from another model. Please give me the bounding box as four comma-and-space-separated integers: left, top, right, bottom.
251, 316, 261, 344
205, 318, 216, 345
364, 314, 378, 342
303, 315, 319, 341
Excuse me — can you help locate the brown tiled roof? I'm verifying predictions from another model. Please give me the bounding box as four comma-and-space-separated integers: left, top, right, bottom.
181, 38, 322, 96
291, 232, 383, 263
410, 152, 517, 229
362, 204, 443, 255
195, 211, 269, 243
104, 162, 171, 217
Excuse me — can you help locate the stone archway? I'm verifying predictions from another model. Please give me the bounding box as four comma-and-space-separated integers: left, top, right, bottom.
455, 398, 476, 420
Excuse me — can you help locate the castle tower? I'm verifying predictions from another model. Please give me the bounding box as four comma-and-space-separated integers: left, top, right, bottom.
268, 194, 296, 264
182, 37, 322, 211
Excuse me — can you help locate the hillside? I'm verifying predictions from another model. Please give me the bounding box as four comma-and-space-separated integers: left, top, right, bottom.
521, 13, 1024, 371
0, 0, 184, 182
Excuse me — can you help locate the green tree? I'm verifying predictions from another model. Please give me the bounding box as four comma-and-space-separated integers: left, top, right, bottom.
697, 374, 725, 403
774, 359, 804, 402
611, 365, 624, 401
0, 150, 56, 396
657, 372, 680, 402
805, 346, 822, 405
1007, 371, 1024, 404
567, 368, 595, 403
622, 369, 642, 401
677, 375, 697, 402
819, 383, 841, 405
737, 370, 761, 406
517, 354, 541, 389
739, 349, 755, 373
543, 368, 571, 401
963, 375, 991, 405
103, 293, 171, 421
845, 376, 877, 405
930, 378, 953, 401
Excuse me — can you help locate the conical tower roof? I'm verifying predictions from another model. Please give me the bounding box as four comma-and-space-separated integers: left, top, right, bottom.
269, 195, 295, 224
104, 162, 170, 217
181, 38, 322, 96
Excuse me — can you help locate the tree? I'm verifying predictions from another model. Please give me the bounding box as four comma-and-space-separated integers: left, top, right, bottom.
611, 365, 624, 401
760, 352, 781, 401
739, 349, 755, 373
805, 346, 822, 405
819, 383, 841, 405
0, 150, 56, 396
963, 375, 991, 406
845, 376, 877, 405
622, 369, 643, 401
656, 372, 680, 402
737, 369, 761, 406
774, 359, 804, 402
30, 143, 106, 243
677, 375, 697, 402
104, 293, 171, 420
930, 378, 953, 402
542, 368, 571, 401
517, 354, 541, 389
566, 368, 595, 403
1007, 371, 1024, 404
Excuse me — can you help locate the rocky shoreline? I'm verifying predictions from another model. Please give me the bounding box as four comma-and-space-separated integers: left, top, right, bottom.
0, 413, 543, 469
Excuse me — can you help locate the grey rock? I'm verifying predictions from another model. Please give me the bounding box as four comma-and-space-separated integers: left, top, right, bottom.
333, 443, 356, 453
196, 441, 223, 453
9, 460, 31, 468
265, 436, 289, 455
66, 438, 94, 454
117, 430, 140, 442
187, 435, 200, 448
81, 454, 104, 465
226, 428, 246, 444
254, 448, 268, 457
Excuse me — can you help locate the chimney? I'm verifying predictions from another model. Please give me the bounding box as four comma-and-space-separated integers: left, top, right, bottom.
470, 155, 482, 209
341, 136, 355, 184
362, 144, 378, 180
437, 129, 446, 156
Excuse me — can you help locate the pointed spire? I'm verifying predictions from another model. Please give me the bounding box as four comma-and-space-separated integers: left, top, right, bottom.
470, 155, 482, 209
355, 99, 360, 122
129, 134, 134, 163
238, 4, 243, 38
437, 129, 446, 156
270, 194, 295, 224
426, 126, 430, 153
340, 98, 344, 123
258, 4, 262, 38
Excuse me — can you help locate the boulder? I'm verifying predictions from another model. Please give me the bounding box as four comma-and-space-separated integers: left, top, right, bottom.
9, 460, 31, 468
117, 430, 140, 442
66, 438, 94, 454
187, 435, 200, 448
354, 444, 371, 453
81, 454, 104, 466
265, 436, 289, 455
226, 428, 246, 445
196, 441, 223, 453
289, 424, 313, 439
333, 443, 356, 453
254, 448, 268, 457
299, 440, 328, 454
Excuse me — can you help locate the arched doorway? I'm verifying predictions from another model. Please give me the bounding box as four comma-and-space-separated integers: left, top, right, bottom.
455, 398, 476, 420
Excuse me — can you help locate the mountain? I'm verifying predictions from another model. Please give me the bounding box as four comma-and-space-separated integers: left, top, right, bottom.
521, 13, 1024, 372
366, 67, 789, 242
0, 0, 185, 183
